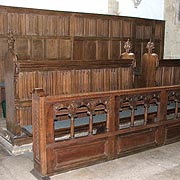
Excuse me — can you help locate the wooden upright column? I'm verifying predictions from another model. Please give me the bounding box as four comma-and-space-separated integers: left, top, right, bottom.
120, 39, 136, 87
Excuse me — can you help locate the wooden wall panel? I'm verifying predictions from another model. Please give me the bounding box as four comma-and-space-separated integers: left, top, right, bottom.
32, 39, 44, 59
111, 19, 122, 37
155, 23, 163, 40
42, 15, 57, 36
0, 38, 8, 81
0, 6, 165, 85
118, 129, 156, 153
154, 41, 161, 59
98, 40, 109, 60
136, 25, 143, 39
134, 42, 143, 68
17, 72, 37, 100
122, 20, 133, 38
72, 70, 91, 93
26, 14, 57, 36
74, 16, 84, 37
8, 13, 20, 35
97, 19, 109, 37
73, 40, 84, 60
91, 69, 104, 92
84, 40, 96, 60
18, 14, 26, 35
59, 39, 72, 59
36, 71, 73, 96
25, 14, 39, 35
156, 63, 180, 86
144, 25, 152, 39
16, 107, 32, 126
15, 38, 30, 59
0, 12, 7, 35
121, 68, 133, 89
103, 69, 110, 91
84, 18, 97, 37
46, 39, 58, 59
0, 38, 8, 59
8, 13, 26, 35
112, 40, 121, 59
110, 68, 117, 90
57, 15, 70, 36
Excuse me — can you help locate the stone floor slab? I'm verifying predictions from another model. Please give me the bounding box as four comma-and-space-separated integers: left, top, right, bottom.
0, 141, 179, 180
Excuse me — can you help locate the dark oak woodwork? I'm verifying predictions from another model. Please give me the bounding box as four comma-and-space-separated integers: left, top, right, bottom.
0, 6, 165, 141
141, 41, 159, 87
1, 6, 180, 179
32, 85, 180, 177
0, 5, 165, 83
156, 59, 180, 86
4, 48, 135, 137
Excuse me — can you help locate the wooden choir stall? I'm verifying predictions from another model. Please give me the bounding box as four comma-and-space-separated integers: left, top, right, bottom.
1, 5, 180, 179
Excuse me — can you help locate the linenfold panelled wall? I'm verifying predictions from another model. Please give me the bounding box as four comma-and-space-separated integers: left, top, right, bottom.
0, 5, 165, 82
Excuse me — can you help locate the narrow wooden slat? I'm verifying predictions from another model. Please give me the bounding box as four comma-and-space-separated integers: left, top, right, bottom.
89, 113, 93, 135
70, 116, 75, 138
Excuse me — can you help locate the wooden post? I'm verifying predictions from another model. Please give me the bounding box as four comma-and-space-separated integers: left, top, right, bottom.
106, 95, 119, 159
141, 41, 159, 87
32, 88, 48, 176
155, 89, 168, 145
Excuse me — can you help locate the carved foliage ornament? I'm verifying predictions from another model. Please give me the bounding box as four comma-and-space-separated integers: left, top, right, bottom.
146, 40, 155, 54
54, 97, 109, 117
120, 93, 159, 109
168, 90, 180, 102
124, 39, 132, 53
8, 30, 15, 50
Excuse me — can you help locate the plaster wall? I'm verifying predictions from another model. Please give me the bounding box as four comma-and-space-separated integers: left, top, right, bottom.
164, 0, 180, 58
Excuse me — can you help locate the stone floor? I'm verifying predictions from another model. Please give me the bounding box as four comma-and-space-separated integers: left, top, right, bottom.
0, 141, 180, 180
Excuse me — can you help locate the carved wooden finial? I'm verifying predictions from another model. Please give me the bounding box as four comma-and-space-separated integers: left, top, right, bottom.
8, 30, 15, 50
146, 40, 155, 54
124, 39, 132, 53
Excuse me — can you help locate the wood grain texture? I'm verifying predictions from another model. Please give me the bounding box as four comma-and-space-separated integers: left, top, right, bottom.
0, 5, 165, 83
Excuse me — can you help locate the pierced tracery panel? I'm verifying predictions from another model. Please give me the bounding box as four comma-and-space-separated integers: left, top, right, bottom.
167, 90, 180, 119
53, 97, 109, 141
119, 92, 159, 129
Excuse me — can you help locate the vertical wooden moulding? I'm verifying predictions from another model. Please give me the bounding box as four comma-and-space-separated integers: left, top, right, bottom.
4, 50, 18, 134
155, 126, 166, 146
157, 89, 168, 121
155, 89, 168, 146
105, 95, 119, 159
32, 88, 48, 176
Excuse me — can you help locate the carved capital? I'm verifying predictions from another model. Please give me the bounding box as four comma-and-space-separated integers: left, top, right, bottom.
67, 102, 79, 117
